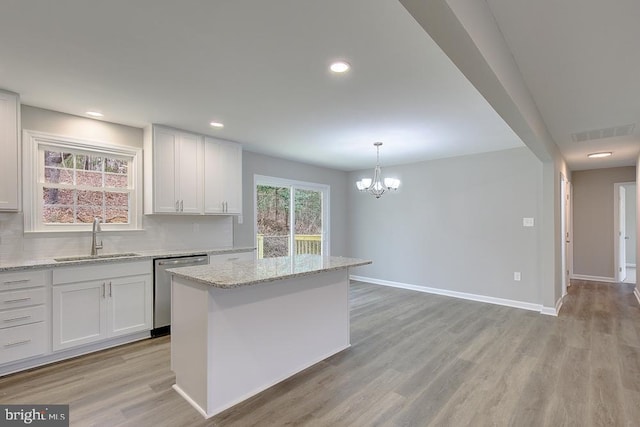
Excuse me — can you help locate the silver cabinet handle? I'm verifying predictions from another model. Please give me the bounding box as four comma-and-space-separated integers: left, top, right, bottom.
109, 281, 112, 297
157, 257, 207, 266
180, 200, 184, 211
4, 297, 31, 304
175, 200, 179, 212
102, 283, 106, 298
3, 315, 32, 323
3, 279, 30, 286
4, 339, 31, 348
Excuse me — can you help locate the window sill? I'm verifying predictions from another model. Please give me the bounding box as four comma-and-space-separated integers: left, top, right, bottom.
24, 228, 145, 236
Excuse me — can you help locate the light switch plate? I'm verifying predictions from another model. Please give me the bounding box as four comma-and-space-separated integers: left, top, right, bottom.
523, 217, 535, 227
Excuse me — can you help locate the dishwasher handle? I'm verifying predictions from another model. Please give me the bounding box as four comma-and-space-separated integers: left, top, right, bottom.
157, 257, 207, 266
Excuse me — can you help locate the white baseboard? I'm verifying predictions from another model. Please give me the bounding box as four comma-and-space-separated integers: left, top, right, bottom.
570, 274, 617, 283
634, 287, 640, 306
350, 275, 545, 314
540, 294, 564, 317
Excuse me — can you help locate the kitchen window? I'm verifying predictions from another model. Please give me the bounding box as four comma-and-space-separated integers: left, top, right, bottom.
23, 130, 143, 232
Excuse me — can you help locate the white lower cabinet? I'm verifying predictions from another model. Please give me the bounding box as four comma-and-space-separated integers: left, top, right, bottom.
0, 270, 49, 365
52, 261, 152, 352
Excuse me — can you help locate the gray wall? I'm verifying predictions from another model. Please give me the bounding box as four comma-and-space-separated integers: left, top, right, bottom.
624, 184, 637, 265
233, 151, 349, 257
572, 167, 636, 278
348, 147, 542, 305
22, 105, 142, 149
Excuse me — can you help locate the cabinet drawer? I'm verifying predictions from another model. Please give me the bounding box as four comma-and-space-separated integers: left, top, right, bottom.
53, 261, 151, 285
0, 306, 46, 329
0, 322, 47, 364
0, 288, 46, 309
0, 270, 47, 291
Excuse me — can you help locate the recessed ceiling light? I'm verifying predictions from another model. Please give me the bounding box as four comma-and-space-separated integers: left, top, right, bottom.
330, 61, 350, 73
587, 152, 612, 158
86, 111, 103, 118
210, 121, 224, 128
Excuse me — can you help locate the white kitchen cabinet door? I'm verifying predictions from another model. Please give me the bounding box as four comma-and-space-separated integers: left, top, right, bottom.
152, 127, 179, 213
0, 90, 19, 211
52, 281, 107, 351
204, 137, 242, 215
107, 275, 152, 337
147, 126, 203, 214
176, 132, 203, 214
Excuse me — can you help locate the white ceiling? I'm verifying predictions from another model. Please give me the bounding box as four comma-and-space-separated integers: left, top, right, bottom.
4, 1, 635, 173
485, 0, 640, 171
0, 0, 523, 171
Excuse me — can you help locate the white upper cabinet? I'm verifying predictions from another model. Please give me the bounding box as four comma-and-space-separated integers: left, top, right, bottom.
204, 137, 242, 215
144, 125, 242, 216
0, 90, 20, 211
144, 125, 204, 214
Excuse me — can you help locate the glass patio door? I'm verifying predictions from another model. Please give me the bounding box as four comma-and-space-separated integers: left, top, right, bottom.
255, 176, 328, 259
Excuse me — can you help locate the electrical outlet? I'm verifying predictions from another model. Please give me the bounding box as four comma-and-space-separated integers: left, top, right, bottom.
522, 218, 535, 227
514, 272, 521, 281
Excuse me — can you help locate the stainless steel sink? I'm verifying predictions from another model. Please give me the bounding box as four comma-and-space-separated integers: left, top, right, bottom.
54, 252, 140, 262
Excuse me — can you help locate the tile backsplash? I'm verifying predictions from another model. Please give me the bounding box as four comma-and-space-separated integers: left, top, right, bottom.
0, 212, 233, 262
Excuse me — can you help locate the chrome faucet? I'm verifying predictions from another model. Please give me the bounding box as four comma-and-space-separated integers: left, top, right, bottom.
91, 217, 103, 256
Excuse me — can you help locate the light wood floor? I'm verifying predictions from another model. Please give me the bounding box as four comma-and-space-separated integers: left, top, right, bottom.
1, 280, 640, 426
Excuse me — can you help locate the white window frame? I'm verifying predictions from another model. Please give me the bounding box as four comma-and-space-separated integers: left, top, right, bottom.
23, 130, 143, 233
254, 174, 330, 257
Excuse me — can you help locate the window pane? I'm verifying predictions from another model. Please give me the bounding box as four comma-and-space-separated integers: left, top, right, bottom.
294, 189, 322, 255
106, 207, 129, 224
43, 207, 74, 224
105, 158, 127, 174
45, 167, 74, 184
105, 191, 128, 207
75, 154, 103, 171
105, 173, 128, 188
256, 185, 290, 258
43, 188, 75, 206
76, 206, 103, 223
76, 171, 103, 187
77, 190, 104, 206
44, 151, 73, 168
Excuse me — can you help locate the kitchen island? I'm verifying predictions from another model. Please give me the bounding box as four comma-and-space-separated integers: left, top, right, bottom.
168, 254, 371, 418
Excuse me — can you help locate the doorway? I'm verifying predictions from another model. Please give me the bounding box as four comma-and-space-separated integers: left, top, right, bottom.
254, 175, 329, 259
561, 174, 573, 296
614, 182, 636, 284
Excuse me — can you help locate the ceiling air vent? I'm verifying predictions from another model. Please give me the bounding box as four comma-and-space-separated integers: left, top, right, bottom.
571, 123, 636, 142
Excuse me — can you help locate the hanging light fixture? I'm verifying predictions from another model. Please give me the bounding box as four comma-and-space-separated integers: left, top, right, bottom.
356, 142, 400, 198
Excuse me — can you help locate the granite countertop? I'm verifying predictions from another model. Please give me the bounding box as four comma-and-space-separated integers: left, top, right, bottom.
0, 247, 256, 272
168, 254, 372, 289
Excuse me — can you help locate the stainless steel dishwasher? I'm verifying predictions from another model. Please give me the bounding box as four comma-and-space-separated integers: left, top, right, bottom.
152, 254, 208, 337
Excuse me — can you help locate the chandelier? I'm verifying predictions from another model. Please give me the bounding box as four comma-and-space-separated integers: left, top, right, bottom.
355, 142, 400, 198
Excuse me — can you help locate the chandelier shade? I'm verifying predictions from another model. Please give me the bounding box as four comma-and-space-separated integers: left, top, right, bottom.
355, 142, 400, 198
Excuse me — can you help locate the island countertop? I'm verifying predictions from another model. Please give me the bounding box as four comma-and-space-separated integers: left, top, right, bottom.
167, 254, 371, 288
